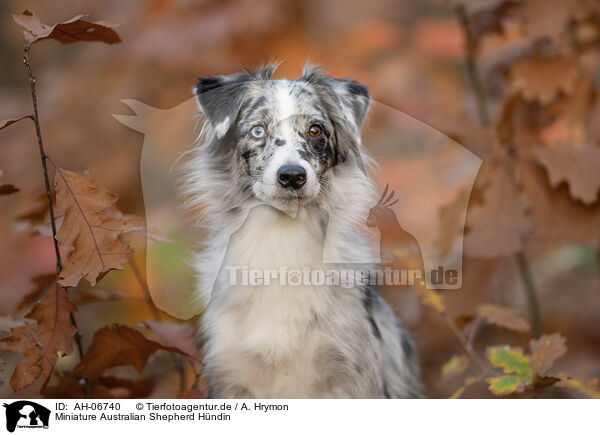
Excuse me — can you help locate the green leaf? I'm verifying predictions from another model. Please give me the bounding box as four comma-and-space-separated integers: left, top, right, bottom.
486, 346, 534, 396
487, 375, 528, 395
487, 346, 533, 378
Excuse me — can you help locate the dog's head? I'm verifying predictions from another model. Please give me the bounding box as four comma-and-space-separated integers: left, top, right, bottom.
194, 64, 370, 211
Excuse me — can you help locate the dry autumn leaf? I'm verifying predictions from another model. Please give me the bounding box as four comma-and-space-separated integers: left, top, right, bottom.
0, 170, 19, 196
0, 284, 77, 391
144, 321, 199, 359
511, 0, 573, 42
517, 161, 600, 245
0, 325, 40, 391
545, 78, 592, 136
534, 144, 600, 205
529, 333, 567, 376
435, 187, 471, 258
0, 116, 31, 131
509, 55, 579, 105
73, 325, 188, 378
464, 162, 531, 257
27, 284, 77, 381
54, 168, 144, 287
12, 10, 121, 46
477, 303, 531, 333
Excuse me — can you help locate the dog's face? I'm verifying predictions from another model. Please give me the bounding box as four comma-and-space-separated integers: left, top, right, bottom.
195, 65, 370, 210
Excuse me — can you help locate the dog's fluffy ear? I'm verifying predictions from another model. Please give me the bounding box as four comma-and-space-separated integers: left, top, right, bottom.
194, 73, 251, 138
300, 64, 371, 133
328, 78, 370, 133
300, 65, 370, 173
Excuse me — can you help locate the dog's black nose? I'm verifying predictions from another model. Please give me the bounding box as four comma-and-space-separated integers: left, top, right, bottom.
277, 165, 307, 189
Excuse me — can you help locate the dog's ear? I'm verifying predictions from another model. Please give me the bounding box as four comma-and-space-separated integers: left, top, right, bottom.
328, 78, 371, 133
194, 73, 252, 138
300, 65, 371, 133
300, 66, 370, 173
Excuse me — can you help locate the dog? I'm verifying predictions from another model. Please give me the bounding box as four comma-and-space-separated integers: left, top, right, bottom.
182, 63, 424, 398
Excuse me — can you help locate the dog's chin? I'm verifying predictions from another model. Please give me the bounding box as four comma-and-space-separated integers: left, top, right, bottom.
264, 193, 304, 217
253, 184, 315, 217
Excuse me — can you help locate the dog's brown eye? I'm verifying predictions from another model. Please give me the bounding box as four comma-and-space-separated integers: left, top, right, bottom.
308, 124, 322, 137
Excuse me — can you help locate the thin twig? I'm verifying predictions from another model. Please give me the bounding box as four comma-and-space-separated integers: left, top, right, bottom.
23, 47, 62, 273
23, 45, 88, 395
441, 311, 489, 375
468, 314, 484, 349
455, 5, 490, 127
516, 251, 542, 337
455, 6, 542, 337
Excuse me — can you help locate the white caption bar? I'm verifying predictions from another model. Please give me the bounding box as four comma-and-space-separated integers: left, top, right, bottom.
0, 399, 593, 434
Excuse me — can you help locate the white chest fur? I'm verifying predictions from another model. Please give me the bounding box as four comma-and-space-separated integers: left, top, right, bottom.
209, 205, 328, 357
201, 205, 367, 397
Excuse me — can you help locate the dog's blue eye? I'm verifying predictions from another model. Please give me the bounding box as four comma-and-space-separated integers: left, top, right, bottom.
250, 125, 266, 138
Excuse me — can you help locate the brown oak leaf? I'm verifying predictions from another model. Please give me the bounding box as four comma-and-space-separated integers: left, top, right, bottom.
511, 0, 573, 42
477, 303, 531, 333
73, 325, 187, 378
435, 187, 472, 258
509, 55, 578, 105
0, 284, 77, 391
54, 168, 143, 287
534, 144, 600, 205
518, 161, 600, 245
12, 10, 121, 46
27, 284, 77, 379
530, 332, 567, 376
465, 162, 531, 257
144, 321, 199, 359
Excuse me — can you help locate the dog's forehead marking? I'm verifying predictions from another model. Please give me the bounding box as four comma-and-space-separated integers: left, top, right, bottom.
273, 80, 299, 122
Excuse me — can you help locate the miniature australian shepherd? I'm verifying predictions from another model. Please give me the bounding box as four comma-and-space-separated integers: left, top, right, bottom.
182, 63, 424, 398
